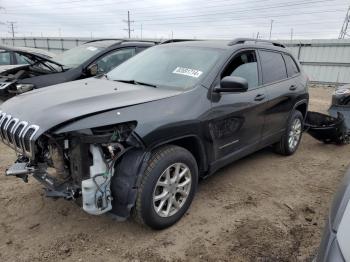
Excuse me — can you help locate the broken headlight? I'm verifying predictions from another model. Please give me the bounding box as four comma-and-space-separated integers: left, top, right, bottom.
16, 83, 35, 93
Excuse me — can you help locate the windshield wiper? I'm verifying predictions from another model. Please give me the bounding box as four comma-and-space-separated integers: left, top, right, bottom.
114, 79, 157, 88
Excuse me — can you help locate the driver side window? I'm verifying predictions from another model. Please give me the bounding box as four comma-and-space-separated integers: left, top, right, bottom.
95, 48, 135, 74
222, 51, 259, 90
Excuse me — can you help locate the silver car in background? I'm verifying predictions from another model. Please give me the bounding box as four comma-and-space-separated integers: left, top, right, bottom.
316, 168, 350, 261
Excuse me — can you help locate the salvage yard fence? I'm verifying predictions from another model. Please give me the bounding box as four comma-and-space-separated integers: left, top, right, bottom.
1, 37, 350, 85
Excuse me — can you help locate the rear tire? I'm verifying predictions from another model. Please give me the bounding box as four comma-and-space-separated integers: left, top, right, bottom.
273, 110, 303, 156
133, 145, 198, 229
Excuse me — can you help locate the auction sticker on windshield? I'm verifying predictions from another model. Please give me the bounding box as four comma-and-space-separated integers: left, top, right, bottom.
172, 67, 203, 78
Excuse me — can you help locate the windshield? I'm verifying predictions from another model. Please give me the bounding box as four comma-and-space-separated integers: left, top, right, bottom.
107, 46, 223, 90
53, 44, 105, 68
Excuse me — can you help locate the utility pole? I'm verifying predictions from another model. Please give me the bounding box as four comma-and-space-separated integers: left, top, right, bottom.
140, 24, 142, 39
123, 11, 134, 39
269, 19, 274, 40
290, 28, 294, 41
339, 5, 350, 39
7, 21, 17, 38
256, 32, 260, 39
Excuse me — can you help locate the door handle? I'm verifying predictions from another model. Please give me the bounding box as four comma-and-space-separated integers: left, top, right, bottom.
254, 94, 265, 101
289, 85, 297, 91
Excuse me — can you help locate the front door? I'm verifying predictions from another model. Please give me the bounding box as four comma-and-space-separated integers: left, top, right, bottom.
209, 50, 269, 161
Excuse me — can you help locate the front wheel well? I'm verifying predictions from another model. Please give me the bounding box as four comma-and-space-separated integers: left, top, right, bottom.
152, 137, 208, 175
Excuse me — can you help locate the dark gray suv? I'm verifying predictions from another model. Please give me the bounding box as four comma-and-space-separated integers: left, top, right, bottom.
0, 39, 308, 229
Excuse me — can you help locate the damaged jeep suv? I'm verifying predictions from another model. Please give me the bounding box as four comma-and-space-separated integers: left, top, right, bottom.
0, 39, 308, 229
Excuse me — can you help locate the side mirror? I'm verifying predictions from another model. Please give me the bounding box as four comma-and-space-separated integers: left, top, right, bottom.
87, 64, 99, 76
215, 76, 248, 93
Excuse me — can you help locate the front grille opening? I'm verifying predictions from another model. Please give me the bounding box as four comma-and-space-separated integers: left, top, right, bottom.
14, 124, 25, 147
0, 118, 9, 139
6, 121, 15, 143
24, 128, 35, 151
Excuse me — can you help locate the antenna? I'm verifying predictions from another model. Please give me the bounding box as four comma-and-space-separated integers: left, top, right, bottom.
339, 5, 350, 39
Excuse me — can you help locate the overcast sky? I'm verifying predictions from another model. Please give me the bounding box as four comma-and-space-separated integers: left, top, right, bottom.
0, 0, 349, 40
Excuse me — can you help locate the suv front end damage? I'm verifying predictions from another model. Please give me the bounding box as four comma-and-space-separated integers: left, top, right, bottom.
2, 113, 143, 218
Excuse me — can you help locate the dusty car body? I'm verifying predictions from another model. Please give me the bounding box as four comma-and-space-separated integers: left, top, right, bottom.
0, 40, 156, 100
0, 39, 309, 229
315, 168, 350, 262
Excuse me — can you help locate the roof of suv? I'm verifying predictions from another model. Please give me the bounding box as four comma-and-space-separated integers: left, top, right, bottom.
163, 38, 287, 52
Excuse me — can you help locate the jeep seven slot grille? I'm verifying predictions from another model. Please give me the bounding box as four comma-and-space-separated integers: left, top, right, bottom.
0, 111, 39, 158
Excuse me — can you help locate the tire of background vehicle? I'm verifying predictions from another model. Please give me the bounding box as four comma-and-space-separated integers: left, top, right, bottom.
133, 145, 198, 230
273, 110, 304, 156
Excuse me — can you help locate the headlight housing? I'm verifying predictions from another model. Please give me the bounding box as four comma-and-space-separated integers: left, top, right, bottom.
16, 83, 35, 93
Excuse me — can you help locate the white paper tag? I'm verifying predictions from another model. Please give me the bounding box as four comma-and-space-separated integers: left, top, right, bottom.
172, 67, 203, 78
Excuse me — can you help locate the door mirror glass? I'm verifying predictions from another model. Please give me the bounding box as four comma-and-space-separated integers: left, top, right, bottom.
217, 76, 248, 93
87, 63, 98, 76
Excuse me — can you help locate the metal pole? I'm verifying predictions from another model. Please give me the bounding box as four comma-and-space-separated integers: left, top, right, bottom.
128, 11, 131, 38
269, 19, 274, 40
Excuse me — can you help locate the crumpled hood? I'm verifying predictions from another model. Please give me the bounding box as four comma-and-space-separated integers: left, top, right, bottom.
0, 77, 182, 135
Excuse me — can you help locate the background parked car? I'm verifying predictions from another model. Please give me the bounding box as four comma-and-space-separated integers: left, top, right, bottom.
315, 168, 350, 261
0, 39, 157, 100
0, 44, 55, 73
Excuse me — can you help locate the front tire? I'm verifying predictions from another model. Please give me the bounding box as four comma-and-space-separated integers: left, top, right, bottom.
133, 145, 198, 229
274, 110, 303, 156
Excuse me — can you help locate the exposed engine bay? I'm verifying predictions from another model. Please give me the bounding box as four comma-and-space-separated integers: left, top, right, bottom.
0, 65, 57, 95
5, 121, 141, 217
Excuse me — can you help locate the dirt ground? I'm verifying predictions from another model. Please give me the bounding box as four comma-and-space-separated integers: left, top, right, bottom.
0, 86, 349, 262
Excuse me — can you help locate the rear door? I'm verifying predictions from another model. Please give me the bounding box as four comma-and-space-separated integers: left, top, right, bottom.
258, 49, 296, 140
210, 49, 269, 160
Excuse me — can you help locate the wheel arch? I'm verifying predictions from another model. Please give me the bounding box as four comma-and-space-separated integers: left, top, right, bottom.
148, 135, 209, 176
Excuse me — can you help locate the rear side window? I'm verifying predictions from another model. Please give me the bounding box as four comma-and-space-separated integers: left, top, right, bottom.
283, 54, 300, 77
259, 50, 287, 84
0, 51, 11, 65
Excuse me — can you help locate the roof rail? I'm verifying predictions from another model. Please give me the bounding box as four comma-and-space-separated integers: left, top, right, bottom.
84, 38, 123, 44
228, 38, 285, 48
84, 38, 160, 44
161, 39, 199, 44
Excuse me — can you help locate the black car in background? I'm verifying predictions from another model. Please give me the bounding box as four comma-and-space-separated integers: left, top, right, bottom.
0, 39, 157, 100
0, 39, 309, 229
